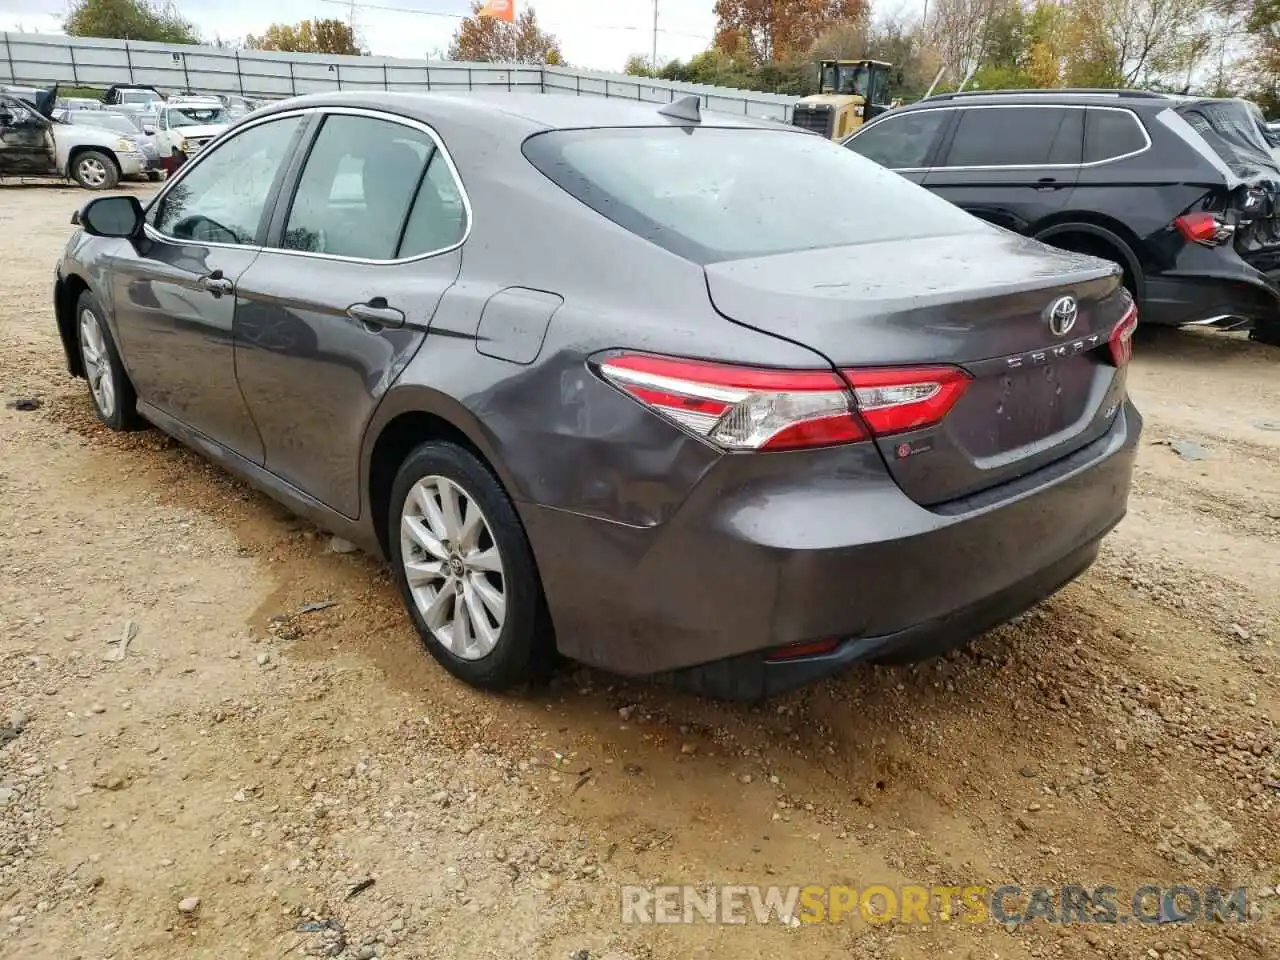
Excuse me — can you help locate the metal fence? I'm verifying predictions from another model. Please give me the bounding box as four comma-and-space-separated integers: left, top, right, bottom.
1, 32, 796, 122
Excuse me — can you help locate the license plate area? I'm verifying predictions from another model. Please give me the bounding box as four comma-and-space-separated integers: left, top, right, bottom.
950, 354, 1097, 458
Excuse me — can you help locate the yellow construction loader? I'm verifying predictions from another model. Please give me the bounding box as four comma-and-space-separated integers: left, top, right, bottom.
791, 59, 896, 141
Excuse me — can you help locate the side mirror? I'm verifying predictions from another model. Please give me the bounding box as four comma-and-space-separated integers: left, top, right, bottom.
74, 195, 145, 238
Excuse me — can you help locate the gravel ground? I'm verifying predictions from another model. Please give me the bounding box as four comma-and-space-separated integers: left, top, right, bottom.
2, 184, 1279, 960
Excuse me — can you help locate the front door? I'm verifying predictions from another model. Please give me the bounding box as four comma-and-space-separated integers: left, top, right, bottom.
233, 110, 468, 517
923, 105, 1083, 233
841, 106, 954, 186
0, 98, 56, 176
108, 113, 306, 461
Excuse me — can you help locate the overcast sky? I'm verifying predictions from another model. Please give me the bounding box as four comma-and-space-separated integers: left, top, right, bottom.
0, 0, 718, 71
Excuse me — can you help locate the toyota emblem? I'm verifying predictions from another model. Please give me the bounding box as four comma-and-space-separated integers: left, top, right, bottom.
1047, 296, 1078, 337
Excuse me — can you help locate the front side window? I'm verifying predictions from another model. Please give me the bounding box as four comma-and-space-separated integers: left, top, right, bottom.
845, 109, 949, 169
943, 107, 1083, 167
281, 113, 462, 260
151, 116, 301, 245
525, 126, 980, 265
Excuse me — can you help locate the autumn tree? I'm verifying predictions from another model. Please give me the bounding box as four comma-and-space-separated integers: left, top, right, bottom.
713, 0, 871, 67
448, 3, 564, 64
808, 20, 870, 61
1245, 0, 1280, 112
65, 0, 198, 44
246, 19, 362, 55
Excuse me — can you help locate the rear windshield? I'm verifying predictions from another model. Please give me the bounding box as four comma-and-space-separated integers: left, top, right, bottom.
522, 126, 980, 264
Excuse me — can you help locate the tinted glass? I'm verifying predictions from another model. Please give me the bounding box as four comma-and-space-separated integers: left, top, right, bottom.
282, 114, 438, 260
398, 153, 468, 257
844, 110, 949, 168
152, 116, 300, 245
1084, 109, 1148, 163
524, 127, 980, 265
945, 107, 1081, 167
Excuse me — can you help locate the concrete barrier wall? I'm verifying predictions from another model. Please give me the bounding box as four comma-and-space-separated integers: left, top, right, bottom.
1, 32, 795, 121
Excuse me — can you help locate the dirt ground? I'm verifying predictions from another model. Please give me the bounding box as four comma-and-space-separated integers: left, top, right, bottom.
1, 183, 1279, 960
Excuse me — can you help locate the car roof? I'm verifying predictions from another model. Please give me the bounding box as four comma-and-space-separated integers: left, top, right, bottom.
253, 90, 793, 133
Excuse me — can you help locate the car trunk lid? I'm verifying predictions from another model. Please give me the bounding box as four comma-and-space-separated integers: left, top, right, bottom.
703, 230, 1132, 506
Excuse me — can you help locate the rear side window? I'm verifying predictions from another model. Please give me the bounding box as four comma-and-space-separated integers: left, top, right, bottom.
281, 114, 464, 260
524, 127, 981, 265
1084, 109, 1148, 163
943, 107, 1083, 167
844, 109, 949, 168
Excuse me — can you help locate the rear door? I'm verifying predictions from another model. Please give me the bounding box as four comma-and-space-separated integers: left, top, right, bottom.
232, 110, 466, 518
842, 107, 954, 185
924, 105, 1083, 231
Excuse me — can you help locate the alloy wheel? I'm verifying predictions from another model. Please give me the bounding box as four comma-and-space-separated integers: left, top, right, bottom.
78, 309, 116, 419
77, 156, 108, 188
400, 475, 506, 660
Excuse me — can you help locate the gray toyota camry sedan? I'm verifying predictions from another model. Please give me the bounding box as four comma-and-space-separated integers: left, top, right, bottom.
52, 91, 1142, 700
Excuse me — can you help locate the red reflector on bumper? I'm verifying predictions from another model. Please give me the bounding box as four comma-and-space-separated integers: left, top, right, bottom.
765, 639, 841, 662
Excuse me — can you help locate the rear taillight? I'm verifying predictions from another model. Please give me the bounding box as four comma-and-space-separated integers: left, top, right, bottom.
840, 366, 971, 436
597, 354, 971, 451
1174, 212, 1234, 246
1109, 302, 1139, 367
597, 354, 864, 451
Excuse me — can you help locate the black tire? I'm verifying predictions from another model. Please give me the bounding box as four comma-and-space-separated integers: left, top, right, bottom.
1251, 321, 1280, 347
70, 150, 120, 191
75, 290, 142, 431
388, 441, 551, 690
146, 170, 163, 182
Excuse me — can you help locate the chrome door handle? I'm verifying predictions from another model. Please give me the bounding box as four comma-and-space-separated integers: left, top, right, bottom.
347, 299, 406, 330
200, 270, 234, 296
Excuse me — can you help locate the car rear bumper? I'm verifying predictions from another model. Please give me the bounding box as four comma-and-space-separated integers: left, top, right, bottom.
1142, 262, 1280, 329
521, 399, 1142, 697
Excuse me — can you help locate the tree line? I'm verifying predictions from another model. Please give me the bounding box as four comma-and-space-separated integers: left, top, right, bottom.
55, 0, 1280, 114
625, 0, 1280, 114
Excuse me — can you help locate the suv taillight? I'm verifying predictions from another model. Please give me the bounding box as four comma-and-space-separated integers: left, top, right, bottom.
1109, 302, 1139, 367
597, 354, 970, 451
1174, 212, 1235, 246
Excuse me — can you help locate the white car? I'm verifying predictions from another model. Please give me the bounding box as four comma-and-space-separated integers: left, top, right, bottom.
154, 98, 231, 162
1, 91, 146, 188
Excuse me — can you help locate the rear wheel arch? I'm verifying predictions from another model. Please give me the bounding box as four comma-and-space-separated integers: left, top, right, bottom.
364, 395, 519, 562
1032, 219, 1145, 302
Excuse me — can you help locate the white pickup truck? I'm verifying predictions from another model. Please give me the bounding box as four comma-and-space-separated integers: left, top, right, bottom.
153, 97, 232, 168
0, 89, 147, 189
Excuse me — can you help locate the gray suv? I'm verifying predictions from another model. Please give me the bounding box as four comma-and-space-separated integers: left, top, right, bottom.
53, 92, 1141, 700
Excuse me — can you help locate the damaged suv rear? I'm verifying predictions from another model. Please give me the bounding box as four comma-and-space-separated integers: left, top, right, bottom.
844, 90, 1280, 345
